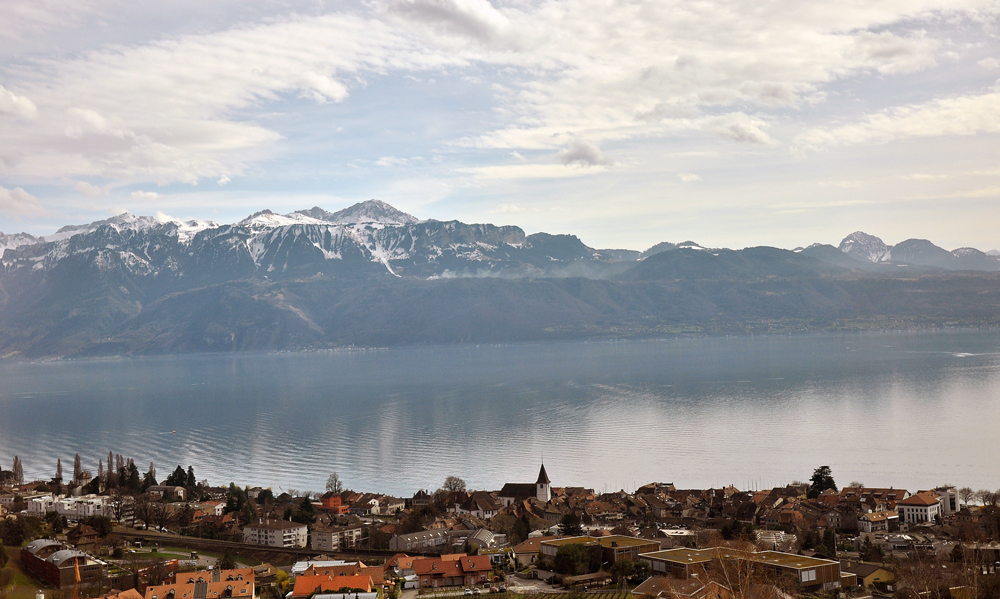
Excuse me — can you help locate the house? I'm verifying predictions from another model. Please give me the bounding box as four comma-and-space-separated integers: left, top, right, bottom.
66, 523, 100, 551
146, 486, 186, 501
389, 530, 450, 552
321, 493, 349, 514
242, 519, 308, 548
411, 490, 432, 508
839, 561, 895, 591
858, 511, 898, 533
897, 492, 941, 525
311, 524, 364, 552
413, 554, 491, 588
291, 575, 373, 599
145, 574, 256, 599
512, 536, 556, 567
383, 554, 416, 577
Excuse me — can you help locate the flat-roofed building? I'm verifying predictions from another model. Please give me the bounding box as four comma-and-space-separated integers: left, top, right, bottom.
243, 520, 308, 548
639, 548, 842, 592
312, 524, 364, 552
540, 535, 661, 565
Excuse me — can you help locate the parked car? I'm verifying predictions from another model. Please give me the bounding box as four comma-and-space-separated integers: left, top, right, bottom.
464, 589, 472, 596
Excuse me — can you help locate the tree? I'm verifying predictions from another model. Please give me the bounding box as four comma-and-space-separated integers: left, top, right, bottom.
326, 473, 344, 494
559, 512, 584, 536
553, 543, 587, 575
609, 558, 636, 583
959, 487, 975, 506
186, 466, 196, 489
443, 476, 466, 492
12, 456, 23, 485
219, 553, 237, 570
55, 458, 63, 484
808, 466, 837, 498
256, 488, 274, 505
73, 454, 82, 484
0, 539, 7, 569
291, 497, 317, 525
165, 465, 186, 487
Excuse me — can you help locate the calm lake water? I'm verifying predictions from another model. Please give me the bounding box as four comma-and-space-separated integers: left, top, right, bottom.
1, 329, 998, 497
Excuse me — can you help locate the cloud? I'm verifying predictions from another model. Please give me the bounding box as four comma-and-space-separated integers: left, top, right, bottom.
850, 30, 938, 75
710, 113, 776, 145
217, 175, 231, 186
556, 140, 614, 167
0, 85, 37, 119
385, 0, 509, 42
0, 185, 45, 215
131, 190, 160, 200
978, 57, 999, 69
677, 172, 701, 182
375, 156, 413, 167
798, 89, 1000, 147
74, 181, 106, 197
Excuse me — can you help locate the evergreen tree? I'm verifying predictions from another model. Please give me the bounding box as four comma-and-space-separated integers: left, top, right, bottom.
186, 466, 196, 489
808, 465, 837, 498
558, 512, 584, 536
73, 453, 82, 484
55, 458, 63, 484
12, 456, 23, 485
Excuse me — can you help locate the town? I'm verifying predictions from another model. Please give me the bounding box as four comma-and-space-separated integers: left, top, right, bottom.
3, 457, 1000, 599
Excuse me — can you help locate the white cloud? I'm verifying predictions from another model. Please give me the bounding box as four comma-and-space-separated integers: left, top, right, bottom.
978, 57, 999, 69
74, 181, 106, 197
375, 156, 413, 167
0, 185, 45, 215
798, 89, 1000, 146
677, 172, 701, 182
0, 85, 37, 119
217, 175, 231, 186
131, 190, 160, 200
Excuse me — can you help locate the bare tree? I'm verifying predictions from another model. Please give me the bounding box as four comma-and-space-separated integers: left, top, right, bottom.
108, 489, 130, 523
443, 475, 466, 492
150, 502, 172, 531
133, 494, 153, 530
326, 472, 344, 494
959, 487, 975, 506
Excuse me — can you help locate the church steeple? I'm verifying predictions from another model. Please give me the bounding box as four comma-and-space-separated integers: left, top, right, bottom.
536, 463, 551, 502
536, 464, 550, 485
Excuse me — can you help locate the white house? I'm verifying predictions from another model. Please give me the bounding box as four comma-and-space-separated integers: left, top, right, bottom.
897, 492, 941, 524
242, 519, 308, 548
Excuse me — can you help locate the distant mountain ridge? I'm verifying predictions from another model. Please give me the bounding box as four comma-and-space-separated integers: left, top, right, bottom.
837, 231, 1000, 271
2, 201, 1000, 358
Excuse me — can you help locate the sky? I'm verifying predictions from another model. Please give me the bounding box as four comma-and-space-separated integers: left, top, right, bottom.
0, 0, 998, 252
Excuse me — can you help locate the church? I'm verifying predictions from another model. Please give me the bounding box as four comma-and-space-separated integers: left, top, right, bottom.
497, 464, 551, 506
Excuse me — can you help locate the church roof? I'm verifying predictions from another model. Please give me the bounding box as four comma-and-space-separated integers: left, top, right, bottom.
537, 464, 550, 485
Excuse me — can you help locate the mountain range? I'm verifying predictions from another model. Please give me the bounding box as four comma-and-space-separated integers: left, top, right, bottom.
2, 200, 999, 358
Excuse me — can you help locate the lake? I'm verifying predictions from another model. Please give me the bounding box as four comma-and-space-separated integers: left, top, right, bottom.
1, 329, 998, 497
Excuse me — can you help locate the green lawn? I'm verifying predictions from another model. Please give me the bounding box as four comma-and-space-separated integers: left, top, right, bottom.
3, 545, 44, 599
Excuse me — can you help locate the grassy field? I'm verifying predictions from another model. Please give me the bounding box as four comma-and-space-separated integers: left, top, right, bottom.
2, 545, 44, 599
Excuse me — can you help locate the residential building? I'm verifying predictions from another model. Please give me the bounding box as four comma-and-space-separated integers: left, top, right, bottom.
511, 536, 556, 567
632, 577, 729, 599
20, 540, 129, 590
242, 519, 308, 548
311, 525, 364, 552
146, 486, 186, 500
858, 511, 898, 533
389, 530, 450, 552
413, 554, 491, 588
897, 492, 941, 525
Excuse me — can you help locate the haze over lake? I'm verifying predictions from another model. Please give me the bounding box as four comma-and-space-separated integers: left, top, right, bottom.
1, 329, 997, 496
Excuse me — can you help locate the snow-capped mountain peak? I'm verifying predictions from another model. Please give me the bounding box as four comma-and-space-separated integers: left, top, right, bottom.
838, 231, 890, 263
317, 199, 419, 226
237, 209, 328, 229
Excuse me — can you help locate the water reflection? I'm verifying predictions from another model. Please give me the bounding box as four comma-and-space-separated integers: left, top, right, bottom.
0, 330, 998, 495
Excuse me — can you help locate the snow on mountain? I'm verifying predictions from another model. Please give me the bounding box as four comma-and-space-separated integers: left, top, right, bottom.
238, 209, 328, 229
988, 250, 1000, 257
40, 212, 164, 243
838, 231, 890, 263
0, 232, 39, 255
296, 200, 419, 226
